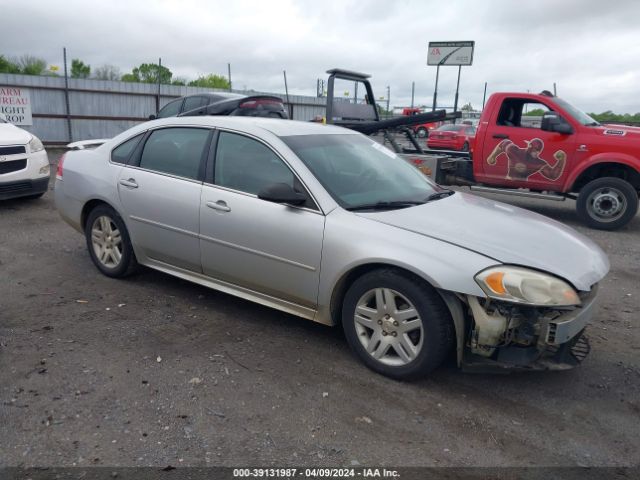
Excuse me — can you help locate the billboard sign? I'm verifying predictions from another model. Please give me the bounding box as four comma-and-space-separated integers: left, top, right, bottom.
427, 41, 475, 66
0, 87, 33, 125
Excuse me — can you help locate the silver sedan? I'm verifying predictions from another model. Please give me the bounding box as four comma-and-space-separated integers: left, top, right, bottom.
55, 117, 609, 379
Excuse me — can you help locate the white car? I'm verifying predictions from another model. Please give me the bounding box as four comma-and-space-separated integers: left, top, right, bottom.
0, 113, 50, 200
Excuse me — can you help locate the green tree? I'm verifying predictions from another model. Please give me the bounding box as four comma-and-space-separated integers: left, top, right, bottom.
461, 102, 474, 111
120, 72, 139, 82
524, 108, 547, 116
0, 55, 21, 73
188, 74, 230, 89
93, 64, 121, 81
71, 59, 91, 78
134, 63, 173, 84
171, 77, 187, 86
18, 55, 47, 75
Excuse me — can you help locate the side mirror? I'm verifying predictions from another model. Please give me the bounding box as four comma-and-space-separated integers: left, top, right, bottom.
541, 112, 573, 134
258, 183, 306, 206
148, 114, 157, 120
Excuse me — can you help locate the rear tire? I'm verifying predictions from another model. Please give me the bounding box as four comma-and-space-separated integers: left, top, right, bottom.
342, 269, 453, 380
576, 177, 638, 230
85, 205, 138, 277
461, 141, 470, 152
416, 127, 428, 138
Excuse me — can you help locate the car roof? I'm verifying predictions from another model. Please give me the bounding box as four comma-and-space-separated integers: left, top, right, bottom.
145, 116, 356, 137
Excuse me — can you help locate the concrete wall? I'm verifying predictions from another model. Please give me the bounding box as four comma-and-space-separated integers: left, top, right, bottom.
0, 73, 327, 144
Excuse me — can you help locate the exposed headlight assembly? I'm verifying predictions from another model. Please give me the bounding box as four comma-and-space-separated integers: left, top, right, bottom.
28, 135, 45, 153
475, 266, 581, 306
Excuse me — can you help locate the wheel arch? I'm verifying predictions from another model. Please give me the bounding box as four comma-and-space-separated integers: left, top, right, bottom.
568, 157, 640, 193
80, 198, 125, 231
328, 262, 466, 365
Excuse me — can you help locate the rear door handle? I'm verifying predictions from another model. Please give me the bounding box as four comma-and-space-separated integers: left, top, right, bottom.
206, 200, 231, 212
493, 134, 509, 139
119, 178, 138, 188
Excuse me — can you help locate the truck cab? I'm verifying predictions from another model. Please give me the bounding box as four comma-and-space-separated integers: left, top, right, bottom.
471, 91, 640, 230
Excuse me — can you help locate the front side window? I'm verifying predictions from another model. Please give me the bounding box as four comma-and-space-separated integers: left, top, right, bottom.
497, 99, 551, 128
139, 127, 210, 180
111, 133, 144, 164
157, 99, 183, 118
281, 134, 441, 209
214, 132, 295, 195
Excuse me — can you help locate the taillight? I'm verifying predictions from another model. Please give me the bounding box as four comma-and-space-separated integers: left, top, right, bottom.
56, 153, 66, 180
239, 98, 283, 109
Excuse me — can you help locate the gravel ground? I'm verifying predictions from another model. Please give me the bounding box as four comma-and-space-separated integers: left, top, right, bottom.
0, 151, 639, 468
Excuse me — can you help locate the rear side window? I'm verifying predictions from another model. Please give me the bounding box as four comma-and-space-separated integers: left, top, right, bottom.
111, 134, 144, 164
139, 128, 210, 180
157, 99, 183, 118
182, 96, 208, 113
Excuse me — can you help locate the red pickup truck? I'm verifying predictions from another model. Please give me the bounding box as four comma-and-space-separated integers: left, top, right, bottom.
423, 91, 640, 230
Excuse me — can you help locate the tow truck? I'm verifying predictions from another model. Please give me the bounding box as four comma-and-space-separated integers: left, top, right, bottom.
324, 69, 640, 230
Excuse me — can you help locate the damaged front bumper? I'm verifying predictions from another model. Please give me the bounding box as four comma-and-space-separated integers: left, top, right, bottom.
459, 286, 598, 373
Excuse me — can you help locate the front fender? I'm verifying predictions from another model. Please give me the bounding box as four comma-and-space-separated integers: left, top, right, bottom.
565, 152, 640, 191
316, 209, 496, 325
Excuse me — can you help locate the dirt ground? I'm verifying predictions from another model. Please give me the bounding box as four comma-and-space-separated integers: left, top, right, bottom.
1, 151, 639, 468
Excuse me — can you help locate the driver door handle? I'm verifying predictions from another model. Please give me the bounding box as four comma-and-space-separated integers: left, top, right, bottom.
206, 200, 231, 212
119, 178, 138, 188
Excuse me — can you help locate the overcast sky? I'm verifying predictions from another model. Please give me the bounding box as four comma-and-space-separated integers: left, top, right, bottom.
3, 0, 640, 113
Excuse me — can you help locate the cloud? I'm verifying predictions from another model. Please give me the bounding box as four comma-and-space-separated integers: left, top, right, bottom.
2, 0, 639, 113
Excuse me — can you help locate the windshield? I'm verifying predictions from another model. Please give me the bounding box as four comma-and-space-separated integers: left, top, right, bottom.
554, 97, 600, 126
281, 134, 445, 210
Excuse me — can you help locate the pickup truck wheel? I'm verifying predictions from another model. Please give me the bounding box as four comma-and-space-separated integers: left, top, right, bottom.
85, 205, 138, 277
342, 269, 453, 380
416, 127, 428, 138
461, 141, 470, 152
577, 177, 638, 230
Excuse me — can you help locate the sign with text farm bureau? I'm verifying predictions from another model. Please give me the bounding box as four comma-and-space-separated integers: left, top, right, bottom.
427, 41, 475, 66
0, 87, 33, 125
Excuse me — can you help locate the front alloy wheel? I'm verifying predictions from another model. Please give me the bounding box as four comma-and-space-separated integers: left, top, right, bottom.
354, 288, 424, 366
342, 269, 453, 380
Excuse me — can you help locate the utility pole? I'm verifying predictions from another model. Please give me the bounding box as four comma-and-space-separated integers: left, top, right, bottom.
156, 57, 162, 115
553, 82, 557, 96
411, 81, 415, 109
62, 47, 72, 142
386, 86, 390, 118
283, 70, 291, 118
227, 63, 232, 91
482, 82, 488, 110
432, 65, 440, 111
452, 65, 462, 123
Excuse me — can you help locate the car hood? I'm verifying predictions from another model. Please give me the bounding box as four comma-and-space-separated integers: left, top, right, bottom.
357, 192, 609, 291
0, 123, 32, 146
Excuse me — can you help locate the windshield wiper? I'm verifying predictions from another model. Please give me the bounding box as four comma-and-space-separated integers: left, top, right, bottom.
425, 190, 455, 202
345, 200, 425, 211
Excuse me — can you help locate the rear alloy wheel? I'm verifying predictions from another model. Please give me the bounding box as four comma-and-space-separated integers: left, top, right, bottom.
416, 127, 428, 138
342, 269, 453, 380
85, 205, 138, 277
577, 177, 638, 230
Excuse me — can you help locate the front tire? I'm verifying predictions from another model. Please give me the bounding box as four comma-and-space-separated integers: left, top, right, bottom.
85, 205, 138, 277
342, 269, 453, 380
576, 177, 638, 230
461, 141, 470, 152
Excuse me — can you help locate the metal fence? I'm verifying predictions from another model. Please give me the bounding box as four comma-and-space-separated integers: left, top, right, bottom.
0, 73, 327, 145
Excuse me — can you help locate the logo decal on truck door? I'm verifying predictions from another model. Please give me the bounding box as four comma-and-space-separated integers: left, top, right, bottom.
487, 138, 566, 181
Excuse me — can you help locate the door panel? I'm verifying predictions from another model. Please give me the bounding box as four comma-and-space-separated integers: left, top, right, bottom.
199, 185, 324, 308
478, 99, 575, 191
118, 169, 202, 271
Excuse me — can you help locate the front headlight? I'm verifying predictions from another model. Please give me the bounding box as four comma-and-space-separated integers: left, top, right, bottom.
28, 135, 45, 153
475, 266, 581, 306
